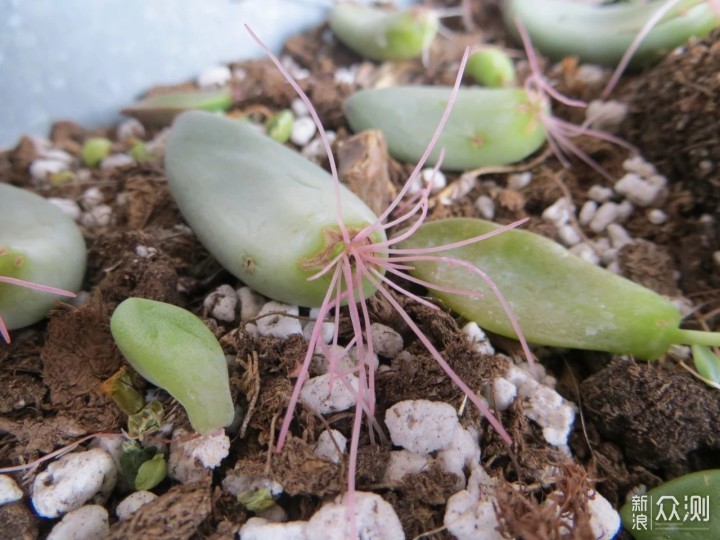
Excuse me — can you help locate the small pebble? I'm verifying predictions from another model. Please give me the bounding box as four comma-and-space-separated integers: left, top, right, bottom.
589, 202, 619, 233
116, 491, 157, 520
474, 195, 495, 220
300, 373, 359, 415
281, 55, 309, 80
307, 492, 404, 540
616, 200, 634, 221
506, 171, 532, 190
570, 243, 600, 265
237, 286, 265, 321
444, 489, 503, 540
290, 97, 309, 117
81, 187, 104, 209
290, 116, 317, 146
47, 198, 82, 221
47, 505, 109, 540
240, 517, 308, 540
578, 200, 598, 226
314, 429, 347, 464
585, 99, 628, 132
80, 205, 113, 228
614, 173, 663, 207
256, 301, 302, 338
607, 223, 633, 250
461, 321, 495, 356
203, 284, 238, 322
646, 208, 667, 224
116, 118, 146, 142
168, 429, 230, 483
301, 131, 336, 160
541, 197, 573, 226
623, 155, 656, 178
557, 224, 582, 247
100, 153, 135, 171
385, 400, 460, 454
32, 448, 117, 518
134, 245, 157, 259
383, 451, 431, 485
40, 148, 74, 164
370, 322, 403, 358
303, 307, 335, 346
333, 66, 356, 85
197, 64, 232, 88
587, 185, 613, 203
30, 159, 69, 183
0, 475, 23, 505
436, 427, 481, 487
421, 167, 447, 193
488, 377, 517, 412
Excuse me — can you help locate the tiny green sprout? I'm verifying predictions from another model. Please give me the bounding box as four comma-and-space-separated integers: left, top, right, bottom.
238, 487, 277, 513
81, 137, 112, 168
0, 184, 86, 343
466, 47, 517, 87
329, 3, 438, 61
99, 367, 145, 415
399, 218, 720, 359
265, 109, 294, 143
110, 297, 235, 434
691, 345, 720, 389
127, 400, 164, 439
134, 453, 167, 491
121, 88, 234, 127
620, 469, 720, 539
119, 441, 157, 490
49, 170, 78, 187
129, 139, 152, 162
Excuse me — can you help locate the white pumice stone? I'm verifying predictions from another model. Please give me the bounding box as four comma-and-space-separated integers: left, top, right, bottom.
116, 490, 157, 520
461, 321, 495, 356
616, 200, 635, 221
588, 490, 622, 539
585, 99, 628, 132
436, 427, 481, 488
623, 155, 656, 178
647, 208, 667, 224
614, 173, 663, 207
385, 400, 460, 454
168, 429, 230, 483
301, 131, 336, 159
488, 377, 517, 411
290, 116, 317, 147
589, 202, 619, 233
507, 171, 532, 190
576, 64, 606, 85
237, 287, 265, 321
81, 187, 104, 209
406, 174, 424, 196
600, 247, 619, 266
301, 373, 359, 415
256, 302, 302, 338
306, 491, 404, 540
239, 517, 308, 540
47, 504, 109, 540
382, 450, 431, 485
134, 245, 158, 259
80, 204, 113, 228
542, 197, 573, 226
32, 448, 117, 518
47, 198, 82, 221
421, 167, 447, 193
290, 97, 310, 117
370, 323, 403, 358
474, 195, 495, 220
334, 66, 357, 85
587, 185, 614, 202
314, 429, 347, 464
30, 159, 69, 182
0, 475, 23, 505
204, 284, 238, 322
505, 365, 576, 449
607, 223, 633, 250
444, 489, 503, 540
198, 64, 232, 88
116, 118, 146, 142
570, 243, 600, 266
557, 224, 582, 247
578, 200, 598, 226
100, 153, 135, 171
40, 148, 74, 164
303, 307, 335, 346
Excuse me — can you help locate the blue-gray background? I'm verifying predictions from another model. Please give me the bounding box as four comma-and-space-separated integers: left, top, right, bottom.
0, 0, 411, 148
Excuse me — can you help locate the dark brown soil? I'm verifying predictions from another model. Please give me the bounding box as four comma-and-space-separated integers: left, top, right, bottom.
1, 2, 719, 539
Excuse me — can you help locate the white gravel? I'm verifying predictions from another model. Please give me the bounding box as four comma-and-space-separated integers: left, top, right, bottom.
168, 429, 230, 483
370, 323, 403, 358
385, 400, 461, 454
256, 301, 302, 338
314, 429, 347, 464
300, 373, 359, 415
307, 491, 404, 540
47, 505, 109, 540
32, 448, 117, 518
290, 116, 317, 147
115, 490, 158, 520
204, 284, 238, 322
0, 475, 23, 506
198, 64, 232, 88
